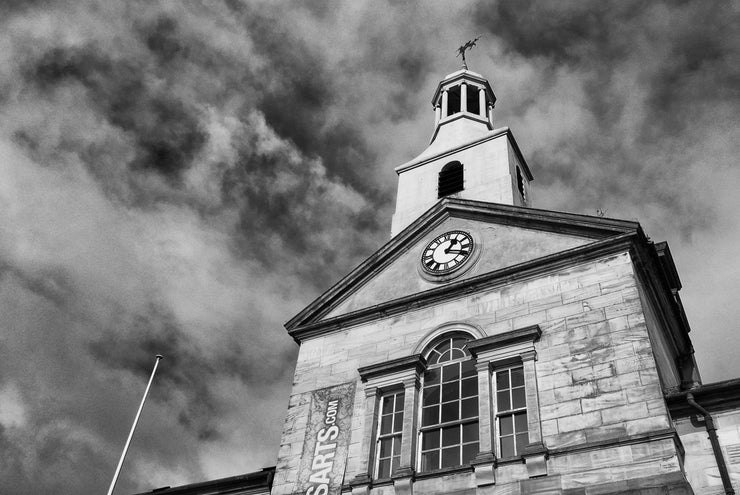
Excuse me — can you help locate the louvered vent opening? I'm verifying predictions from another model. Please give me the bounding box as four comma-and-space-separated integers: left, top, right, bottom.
438, 161, 464, 198
726, 444, 740, 464
517, 167, 526, 202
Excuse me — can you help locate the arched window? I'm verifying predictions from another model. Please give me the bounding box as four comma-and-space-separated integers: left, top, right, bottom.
438, 161, 464, 198
419, 334, 479, 472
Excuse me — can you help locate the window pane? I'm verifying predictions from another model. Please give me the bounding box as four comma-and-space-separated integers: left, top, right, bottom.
461, 397, 477, 419
421, 451, 439, 472
511, 367, 524, 387
393, 412, 404, 433
441, 446, 459, 468
496, 370, 509, 389
377, 458, 390, 479
379, 438, 392, 457
393, 435, 402, 455
450, 348, 466, 360
442, 425, 459, 447
425, 368, 441, 385
500, 415, 513, 435
461, 359, 476, 378
422, 405, 439, 425
422, 430, 439, 450
516, 433, 529, 455
452, 337, 467, 351
442, 363, 460, 382
394, 392, 405, 410
441, 401, 459, 422
423, 385, 440, 406
391, 455, 400, 474
382, 396, 394, 415
437, 339, 451, 356
461, 377, 477, 398
500, 436, 514, 458
380, 416, 392, 435
497, 390, 511, 411
428, 349, 441, 365
514, 412, 528, 433
442, 382, 459, 401
463, 422, 479, 443
512, 387, 526, 409
462, 442, 479, 464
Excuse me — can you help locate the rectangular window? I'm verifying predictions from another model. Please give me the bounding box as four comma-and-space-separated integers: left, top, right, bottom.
375, 391, 404, 478
495, 365, 528, 458
419, 359, 478, 472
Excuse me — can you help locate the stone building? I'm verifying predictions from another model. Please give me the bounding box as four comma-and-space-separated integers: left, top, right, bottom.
136, 69, 740, 495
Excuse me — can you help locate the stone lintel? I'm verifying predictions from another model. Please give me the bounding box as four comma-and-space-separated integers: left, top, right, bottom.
358, 354, 426, 383
468, 325, 542, 357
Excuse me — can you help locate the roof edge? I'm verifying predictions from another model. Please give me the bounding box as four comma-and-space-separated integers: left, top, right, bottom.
287, 233, 640, 343
284, 198, 643, 334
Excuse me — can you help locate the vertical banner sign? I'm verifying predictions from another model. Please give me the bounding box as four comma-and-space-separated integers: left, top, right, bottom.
294, 382, 356, 495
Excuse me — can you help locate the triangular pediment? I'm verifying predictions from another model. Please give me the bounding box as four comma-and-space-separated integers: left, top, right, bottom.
285, 199, 643, 341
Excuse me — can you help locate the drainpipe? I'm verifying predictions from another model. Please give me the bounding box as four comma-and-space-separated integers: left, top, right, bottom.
687, 393, 735, 494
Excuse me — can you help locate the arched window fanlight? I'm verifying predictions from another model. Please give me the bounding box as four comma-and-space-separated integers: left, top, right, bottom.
419, 334, 479, 472
438, 161, 464, 198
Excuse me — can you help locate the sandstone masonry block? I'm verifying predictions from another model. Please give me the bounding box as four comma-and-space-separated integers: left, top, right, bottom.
554, 381, 597, 402
541, 399, 582, 419
601, 402, 649, 425
559, 411, 602, 432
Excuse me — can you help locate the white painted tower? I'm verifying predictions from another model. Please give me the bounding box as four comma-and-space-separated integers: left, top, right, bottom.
390, 69, 534, 237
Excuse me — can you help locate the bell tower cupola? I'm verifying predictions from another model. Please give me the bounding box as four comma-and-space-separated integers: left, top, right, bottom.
431, 69, 497, 145
390, 69, 535, 237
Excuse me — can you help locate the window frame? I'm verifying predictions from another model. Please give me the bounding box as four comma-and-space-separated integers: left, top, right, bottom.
417, 335, 479, 473
354, 354, 426, 489
374, 389, 405, 479
493, 364, 529, 459
467, 325, 547, 481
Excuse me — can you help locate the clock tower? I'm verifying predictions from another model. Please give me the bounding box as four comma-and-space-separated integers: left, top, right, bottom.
391, 69, 532, 237
271, 68, 701, 495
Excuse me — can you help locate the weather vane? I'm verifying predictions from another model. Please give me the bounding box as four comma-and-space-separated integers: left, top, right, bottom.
456, 35, 482, 70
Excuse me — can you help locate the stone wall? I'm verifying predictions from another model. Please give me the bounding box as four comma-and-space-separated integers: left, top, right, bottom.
675, 408, 740, 494
271, 250, 689, 495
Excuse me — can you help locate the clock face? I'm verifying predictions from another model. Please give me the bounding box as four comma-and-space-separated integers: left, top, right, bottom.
421, 230, 474, 274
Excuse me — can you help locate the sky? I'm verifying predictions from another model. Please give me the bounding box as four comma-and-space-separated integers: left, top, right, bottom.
0, 1, 738, 493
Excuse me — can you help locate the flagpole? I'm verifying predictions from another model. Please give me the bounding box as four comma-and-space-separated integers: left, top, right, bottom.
106, 354, 163, 495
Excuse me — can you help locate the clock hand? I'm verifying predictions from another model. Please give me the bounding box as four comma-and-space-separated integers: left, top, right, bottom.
444, 249, 468, 254
444, 239, 459, 254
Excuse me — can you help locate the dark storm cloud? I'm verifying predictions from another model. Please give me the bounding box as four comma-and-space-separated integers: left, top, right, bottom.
27, 44, 207, 181
473, 0, 739, 240
236, 5, 386, 203
88, 302, 295, 440
476, 1, 622, 64
1, 1, 737, 494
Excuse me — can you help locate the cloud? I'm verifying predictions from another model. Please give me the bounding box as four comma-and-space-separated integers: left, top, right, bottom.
0, 0, 738, 493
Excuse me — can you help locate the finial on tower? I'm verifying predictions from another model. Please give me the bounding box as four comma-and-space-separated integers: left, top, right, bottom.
456, 35, 482, 70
